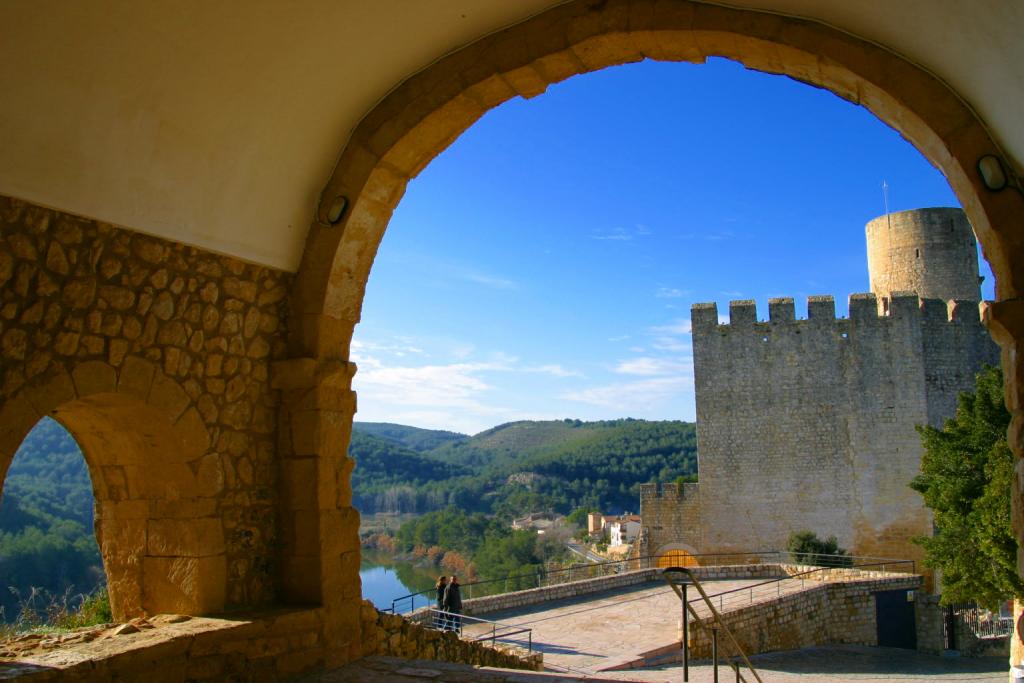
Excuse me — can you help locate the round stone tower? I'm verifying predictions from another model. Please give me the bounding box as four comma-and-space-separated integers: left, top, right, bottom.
865, 207, 981, 309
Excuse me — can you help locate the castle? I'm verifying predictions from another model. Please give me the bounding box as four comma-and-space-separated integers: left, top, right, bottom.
640, 208, 999, 570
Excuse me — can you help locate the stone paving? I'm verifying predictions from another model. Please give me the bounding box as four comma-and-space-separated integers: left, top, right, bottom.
598, 646, 1006, 682
317, 648, 1006, 683
460, 578, 811, 675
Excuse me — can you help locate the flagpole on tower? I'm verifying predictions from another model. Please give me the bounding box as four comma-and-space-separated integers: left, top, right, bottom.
883, 180, 891, 230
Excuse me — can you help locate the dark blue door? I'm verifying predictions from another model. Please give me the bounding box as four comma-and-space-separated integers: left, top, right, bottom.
875, 589, 917, 649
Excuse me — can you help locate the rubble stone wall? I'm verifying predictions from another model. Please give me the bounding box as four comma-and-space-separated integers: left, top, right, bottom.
0, 195, 291, 618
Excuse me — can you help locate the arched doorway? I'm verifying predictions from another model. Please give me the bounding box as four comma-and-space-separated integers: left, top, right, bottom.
0, 417, 106, 627
657, 548, 699, 569
0, 363, 224, 620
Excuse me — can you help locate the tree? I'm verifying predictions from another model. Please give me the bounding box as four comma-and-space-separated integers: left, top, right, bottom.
911, 365, 1024, 608
786, 530, 851, 567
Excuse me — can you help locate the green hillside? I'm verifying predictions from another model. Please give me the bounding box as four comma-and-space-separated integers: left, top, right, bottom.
0, 418, 103, 622
349, 418, 698, 515
0, 416, 698, 621
354, 422, 467, 452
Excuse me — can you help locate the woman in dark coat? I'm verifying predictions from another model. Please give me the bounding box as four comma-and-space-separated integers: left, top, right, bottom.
443, 575, 462, 633
434, 576, 447, 629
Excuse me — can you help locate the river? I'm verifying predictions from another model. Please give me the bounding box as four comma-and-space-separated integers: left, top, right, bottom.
360, 549, 440, 611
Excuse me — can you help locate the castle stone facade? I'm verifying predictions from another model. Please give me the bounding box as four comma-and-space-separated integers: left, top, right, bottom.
641, 208, 998, 570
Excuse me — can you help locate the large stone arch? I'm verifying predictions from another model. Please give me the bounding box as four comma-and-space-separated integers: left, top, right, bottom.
283, 0, 1024, 619
271, 0, 1024, 667
0, 361, 222, 620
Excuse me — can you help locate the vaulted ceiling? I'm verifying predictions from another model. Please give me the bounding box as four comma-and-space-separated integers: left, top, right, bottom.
0, 1, 1020, 271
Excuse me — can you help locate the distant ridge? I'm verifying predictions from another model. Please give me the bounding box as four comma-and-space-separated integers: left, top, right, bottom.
354, 421, 467, 452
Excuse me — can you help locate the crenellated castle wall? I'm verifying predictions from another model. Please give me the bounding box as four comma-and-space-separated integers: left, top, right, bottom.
679, 292, 998, 568
638, 482, 702, 554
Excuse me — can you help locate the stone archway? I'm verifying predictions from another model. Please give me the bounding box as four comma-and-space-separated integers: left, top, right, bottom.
655, 543, 701, 568
0, 361, 222, 620
281, 0, 1024, 664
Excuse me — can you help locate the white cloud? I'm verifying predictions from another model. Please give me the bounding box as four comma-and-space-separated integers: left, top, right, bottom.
651, 320, 692, 336
590, 224, 652, 242
608, 334, 631, 342
524, 364, 583, 378
561, 376, 693, 410
461, 271, 518, 290
614, 357, 693, 376
351, 337, 426, 358
656, 287, 690, 299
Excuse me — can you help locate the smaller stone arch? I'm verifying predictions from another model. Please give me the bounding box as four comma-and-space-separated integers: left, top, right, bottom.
654, 542, 701, 568
0, 357, 225, 619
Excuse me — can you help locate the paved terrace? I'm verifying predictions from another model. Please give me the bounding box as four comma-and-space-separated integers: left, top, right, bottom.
317, 649, 1005, 682
460, 577, 811, 675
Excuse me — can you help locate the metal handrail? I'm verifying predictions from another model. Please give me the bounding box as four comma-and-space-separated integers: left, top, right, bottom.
663, 567, 764, 683
698, 558, 918, 612
387, 549, 915, 614
418, 608, 534, 653
389, 550, 777, 614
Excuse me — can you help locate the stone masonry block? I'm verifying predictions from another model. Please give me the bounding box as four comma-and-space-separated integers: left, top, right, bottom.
118, 355, 157, 400
148, 517, 226, 558
143, 555, 227, 615
24, 369, 76, 414
148, 371, 191, 422
72, 360, 117, 397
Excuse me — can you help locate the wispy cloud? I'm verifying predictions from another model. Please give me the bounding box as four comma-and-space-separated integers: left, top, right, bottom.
655, 287, 690, 299
608, 334, 631, 342
614, 357, 692, 376
461, 271, 518, 290
590, 224, 652, 241
677, 230, 737, 242
561, 376, 693, 410
351, 338, 426, 358
524, 364, 584, 378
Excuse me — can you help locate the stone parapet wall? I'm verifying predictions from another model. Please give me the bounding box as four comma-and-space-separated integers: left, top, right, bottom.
360, 601, 541, 671
459, 569, 661, 616
687, 574, 922, 659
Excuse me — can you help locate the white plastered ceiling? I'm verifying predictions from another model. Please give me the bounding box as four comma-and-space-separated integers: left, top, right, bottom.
0, 0, 1020, 271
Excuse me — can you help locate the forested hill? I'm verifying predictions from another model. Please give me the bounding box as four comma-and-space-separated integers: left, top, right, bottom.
348, 418, 698, 515
0, 417, 697, 618
353, 422, 467, 452
0, 418, 103, 621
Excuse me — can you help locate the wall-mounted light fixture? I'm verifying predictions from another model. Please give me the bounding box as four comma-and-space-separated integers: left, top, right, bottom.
326, 195, 348, 224
978, 154, 1008, 192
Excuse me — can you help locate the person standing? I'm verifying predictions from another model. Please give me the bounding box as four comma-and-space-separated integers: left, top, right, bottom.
433, 576, 448, 630
443, 575, 463, 634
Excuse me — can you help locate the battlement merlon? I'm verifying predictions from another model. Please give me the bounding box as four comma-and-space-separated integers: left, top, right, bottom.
693, 294, 986, 330
639, 482, 698, 499
807, 295, 835, 320
890, 291, 921, 319
768, 297, 795, 322
849, 293, 879, 321
730, 300, 758, 325
691, 302, 720, 332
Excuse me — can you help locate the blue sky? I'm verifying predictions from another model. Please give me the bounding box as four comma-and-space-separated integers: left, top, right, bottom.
351, 58, 991, 435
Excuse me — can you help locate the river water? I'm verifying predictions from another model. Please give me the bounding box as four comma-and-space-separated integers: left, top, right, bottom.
359, 549, 439, 611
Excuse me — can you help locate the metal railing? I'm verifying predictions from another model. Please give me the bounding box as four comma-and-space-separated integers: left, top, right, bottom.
388, 550, 916, 614
693, 558, 917, 615
946, 602, 1014, 640
413, 608, 534, 653
389, 551, 772, 614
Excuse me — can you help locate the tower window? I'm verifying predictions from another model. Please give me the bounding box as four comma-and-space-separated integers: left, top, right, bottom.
915, 248, 920, 258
